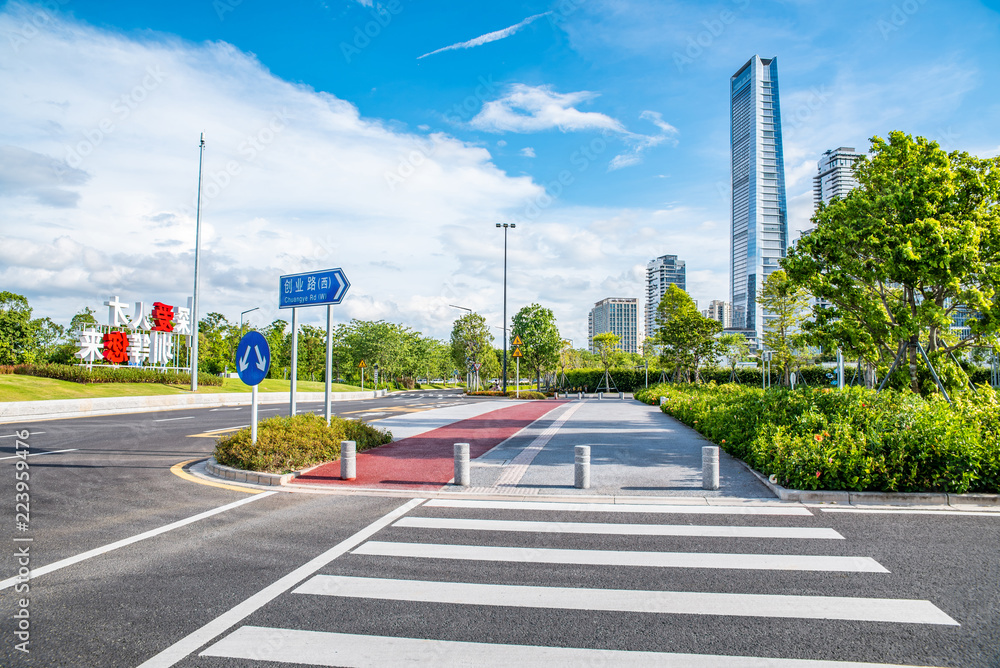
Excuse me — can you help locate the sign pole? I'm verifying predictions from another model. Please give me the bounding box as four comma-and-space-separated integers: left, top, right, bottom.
361, 366, 364, 391
251, 384, 258, 445
325, 304, 333, 426
190, 134, 206, 393
290, 307, 298, 417
516, 356, 520, 398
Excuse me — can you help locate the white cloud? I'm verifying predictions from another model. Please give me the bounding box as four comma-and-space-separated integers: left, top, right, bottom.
470, 84, 625, 134
417, 12, 551, 59
519, 147, 536, 157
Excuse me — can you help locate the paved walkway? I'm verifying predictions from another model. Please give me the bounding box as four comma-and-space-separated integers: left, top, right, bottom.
291, 398, 772, 498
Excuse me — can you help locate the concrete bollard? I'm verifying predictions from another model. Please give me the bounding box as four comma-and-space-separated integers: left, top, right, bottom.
702, 445, 719, 490
598, 392, 603, 400
619, 391, 625, 400
341, 440, 357, 480
659, 396, 666, 406
575, 445, 591, 489
454, 442, 470, 487
578, 392, 583, 400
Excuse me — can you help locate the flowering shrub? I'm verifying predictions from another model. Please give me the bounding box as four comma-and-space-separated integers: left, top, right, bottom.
634, 383, 1000, 493
214, 413, 393, 473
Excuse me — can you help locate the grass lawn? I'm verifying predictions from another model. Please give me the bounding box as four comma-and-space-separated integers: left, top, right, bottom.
0, 374, 363, 403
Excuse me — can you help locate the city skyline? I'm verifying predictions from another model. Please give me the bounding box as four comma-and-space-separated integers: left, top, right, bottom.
1, 1, 998, 348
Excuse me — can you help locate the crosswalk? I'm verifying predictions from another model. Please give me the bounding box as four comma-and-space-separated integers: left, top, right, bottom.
194, 498, 959, 667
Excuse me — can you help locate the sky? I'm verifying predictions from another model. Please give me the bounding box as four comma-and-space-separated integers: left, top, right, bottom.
1, 0, 999, 348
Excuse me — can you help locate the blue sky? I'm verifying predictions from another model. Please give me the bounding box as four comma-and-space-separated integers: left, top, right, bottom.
1, 0, 998, 346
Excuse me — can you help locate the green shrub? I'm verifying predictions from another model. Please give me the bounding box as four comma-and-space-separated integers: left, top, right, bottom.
506, 390, 547, 400
466, 390, 506, 397
2, 363, 222, 386
214, 413, 393, 473
634, 383, 1000, 494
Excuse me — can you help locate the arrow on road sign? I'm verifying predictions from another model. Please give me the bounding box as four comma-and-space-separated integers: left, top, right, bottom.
239, 346, 252, 372
254, 345, 266, 371
512, 335, 523, 346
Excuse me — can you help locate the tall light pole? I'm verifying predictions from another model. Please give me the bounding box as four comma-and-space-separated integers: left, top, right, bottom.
240, 307, 260, 335
190, 133, 205, 393
496, 223, 515, 393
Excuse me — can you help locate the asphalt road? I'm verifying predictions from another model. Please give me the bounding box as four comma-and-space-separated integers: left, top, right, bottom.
1, 391, 999, 667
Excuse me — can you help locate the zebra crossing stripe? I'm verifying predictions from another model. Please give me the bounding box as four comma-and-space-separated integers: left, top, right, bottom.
424, 498, 814, 516
352, 541, 889, 572
200, 626, 947, 666
292, 575, 958, 625
393, 516, 845, 539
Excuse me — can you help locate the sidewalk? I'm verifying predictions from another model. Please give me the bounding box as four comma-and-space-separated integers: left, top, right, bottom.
284, 398, 772, 498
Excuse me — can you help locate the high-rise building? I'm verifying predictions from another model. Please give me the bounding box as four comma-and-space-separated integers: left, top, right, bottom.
645, 255, 686, 339
702, 300, 731, 328
588, 298, 638, 354
814, 147, 862, 209
729, 55, 788, 342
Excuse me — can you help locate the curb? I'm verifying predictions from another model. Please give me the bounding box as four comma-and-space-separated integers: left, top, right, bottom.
0, 389, 389, 424
739, 460, 1000, 506
204, 457, 319, 486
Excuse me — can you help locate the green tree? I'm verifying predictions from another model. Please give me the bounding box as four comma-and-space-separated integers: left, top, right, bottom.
511, 303, 561, 390
759, 270, 810, 386
655, 285, 722, 382
0, 292, 39, 364
450, 313, 494, 388
592, 332, 621, 391
784, 131, 1000, 394
718, 332, 750, 380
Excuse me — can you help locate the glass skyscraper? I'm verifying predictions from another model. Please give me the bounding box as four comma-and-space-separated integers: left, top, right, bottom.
645, 254, 686, 340
729, 55, 788, 341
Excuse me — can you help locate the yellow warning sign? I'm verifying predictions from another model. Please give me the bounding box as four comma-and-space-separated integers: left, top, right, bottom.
358, 360, 367, 368
512, 347, 523, 358
512, 335, 523, 346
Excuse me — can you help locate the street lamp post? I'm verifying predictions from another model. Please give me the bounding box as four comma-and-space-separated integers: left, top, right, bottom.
190, 133, 206, 393
240, 307, 260, 335
496, 223, 515, 393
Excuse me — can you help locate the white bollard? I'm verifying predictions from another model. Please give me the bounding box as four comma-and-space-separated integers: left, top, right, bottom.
575, 445, 591, 489
659, 396, 666, 406
619, 391, 624, 400
454, 442, 470, 487
341, 440, 356, 480
702, 445, 720, 490
598, 392, 603, 400
578, 392, 583, 400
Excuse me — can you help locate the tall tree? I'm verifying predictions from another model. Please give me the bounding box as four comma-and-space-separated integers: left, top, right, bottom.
784, 131, 1000, 394
592, 332, 621, 390
0, 292, 38, 365
450, 312, 494, 388
511, 303, 561, 390
718, 332, 750, 381
655, 285, 722, 382
759, 270, 810, 386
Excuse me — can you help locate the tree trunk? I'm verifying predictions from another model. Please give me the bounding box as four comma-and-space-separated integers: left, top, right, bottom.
908, 337, 920, 393
864, 361, 876, 389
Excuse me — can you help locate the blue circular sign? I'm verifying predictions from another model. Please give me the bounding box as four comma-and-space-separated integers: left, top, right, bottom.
236, 331, 270, 386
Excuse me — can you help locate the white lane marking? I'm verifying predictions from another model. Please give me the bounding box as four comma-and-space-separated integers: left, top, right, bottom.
154, 416, 195, 422
0, 431, 45, 438
294, 575, 957, 625
201, 627, 942, 667
353, 541, 888, 573
209, 407, 243, 412
393, 516, 844, 540
425, 498, 813, 516
494, 402, 584, 488
136, 498, 426, 668
0, 448, 78, 461
820, 508, 1000, 517
0, 492, 278, 591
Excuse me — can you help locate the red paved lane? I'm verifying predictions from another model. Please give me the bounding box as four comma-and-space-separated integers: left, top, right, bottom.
297, 401, 567, 490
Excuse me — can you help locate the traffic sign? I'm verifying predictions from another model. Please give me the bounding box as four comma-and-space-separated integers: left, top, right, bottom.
512, 335, 523, 346
473, 363, 482, 371
279, 268, 350, 309
512, 347, 523, 358
358, 360, 367, 368
236, 331, 270, 386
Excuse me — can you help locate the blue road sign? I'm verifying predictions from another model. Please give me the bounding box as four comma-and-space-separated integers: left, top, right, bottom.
236, 331, 270, 386
279, 268, 350, 309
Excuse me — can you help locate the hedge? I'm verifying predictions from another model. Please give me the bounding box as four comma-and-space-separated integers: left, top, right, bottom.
214, 413, 393, 473
465, 390, 551, 399
634, 383, 1000, 494
0, 363, 223, 386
